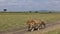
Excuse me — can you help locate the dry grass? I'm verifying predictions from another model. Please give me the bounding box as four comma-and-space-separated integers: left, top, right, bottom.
0, 13, 60, 31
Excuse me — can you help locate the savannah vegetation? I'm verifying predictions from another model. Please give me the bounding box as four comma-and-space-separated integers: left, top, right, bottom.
0, 11, 60, 32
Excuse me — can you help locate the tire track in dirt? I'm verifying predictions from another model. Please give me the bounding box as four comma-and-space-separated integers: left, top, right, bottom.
24, 21, 60, 34
0, 21, 60, 34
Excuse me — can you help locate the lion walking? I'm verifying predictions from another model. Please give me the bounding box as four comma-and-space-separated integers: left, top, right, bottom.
26, 19, 46, 31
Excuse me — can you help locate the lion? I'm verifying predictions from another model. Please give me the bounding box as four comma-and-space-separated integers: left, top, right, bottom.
26, 19, 46, 31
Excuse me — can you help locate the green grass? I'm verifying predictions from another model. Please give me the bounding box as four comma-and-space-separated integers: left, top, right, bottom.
45, 29, 60, 34
0, 13, 60, 31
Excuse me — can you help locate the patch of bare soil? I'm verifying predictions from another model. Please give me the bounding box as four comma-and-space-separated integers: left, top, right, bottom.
0, 21, 60, 34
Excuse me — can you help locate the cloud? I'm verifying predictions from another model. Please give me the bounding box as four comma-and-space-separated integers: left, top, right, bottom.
0, 0, 60, 11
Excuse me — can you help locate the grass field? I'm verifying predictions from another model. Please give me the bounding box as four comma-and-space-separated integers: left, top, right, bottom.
45, 29, 60, 34
0, 12, 60, 31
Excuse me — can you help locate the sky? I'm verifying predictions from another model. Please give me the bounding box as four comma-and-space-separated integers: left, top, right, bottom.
0, 0, 60, 11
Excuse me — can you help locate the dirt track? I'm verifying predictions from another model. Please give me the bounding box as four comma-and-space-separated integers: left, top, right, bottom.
0, 21, 60, 34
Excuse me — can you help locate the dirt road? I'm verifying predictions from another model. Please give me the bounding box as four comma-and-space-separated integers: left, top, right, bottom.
0, 21, 60, 34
